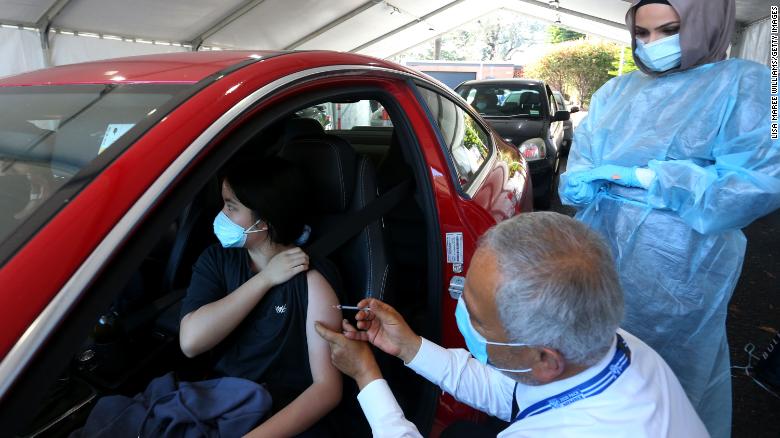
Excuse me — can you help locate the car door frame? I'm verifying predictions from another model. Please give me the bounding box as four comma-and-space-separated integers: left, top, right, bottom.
0, 66, 451, 434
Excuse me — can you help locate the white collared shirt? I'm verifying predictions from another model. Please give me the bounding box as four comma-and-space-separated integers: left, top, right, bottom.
356, 329, 709, 437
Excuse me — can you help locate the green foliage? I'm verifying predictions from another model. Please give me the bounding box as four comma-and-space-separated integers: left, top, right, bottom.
548, 26, 584, 44
463, 119, 488, 157
609, 46, 639, 77
526, 40, 619, 109
499, 149, 522, 177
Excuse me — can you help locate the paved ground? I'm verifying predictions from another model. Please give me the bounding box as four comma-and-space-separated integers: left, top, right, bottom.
550, 153, 780, 438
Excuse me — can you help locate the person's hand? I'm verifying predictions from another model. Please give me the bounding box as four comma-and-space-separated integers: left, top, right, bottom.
561, 172, 604, 205
583, 165, 642, 188
259, 247, 309, 287
347, 298, 421, 363
314, 320, 382, 390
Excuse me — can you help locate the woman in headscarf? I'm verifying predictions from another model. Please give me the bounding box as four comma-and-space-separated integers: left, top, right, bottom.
559, 1, 780, 437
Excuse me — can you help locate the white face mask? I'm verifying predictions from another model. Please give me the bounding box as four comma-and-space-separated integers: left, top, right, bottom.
212, 211, 266, 248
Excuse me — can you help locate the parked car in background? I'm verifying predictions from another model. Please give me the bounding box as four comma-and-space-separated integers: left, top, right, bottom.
552, 91, 579, 155
456, 79, 569, 209
0, 50, 532, 437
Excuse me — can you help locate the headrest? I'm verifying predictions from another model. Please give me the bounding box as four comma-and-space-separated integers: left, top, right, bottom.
279, 136, 356, 213
520, 92, 541, 105
282, 118, 325, 143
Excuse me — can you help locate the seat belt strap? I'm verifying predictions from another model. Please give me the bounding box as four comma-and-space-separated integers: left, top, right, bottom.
306, 179, 413, 257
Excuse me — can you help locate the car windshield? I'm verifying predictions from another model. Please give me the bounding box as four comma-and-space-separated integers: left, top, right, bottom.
457, 84, 544, 118
0, 83, 188, 247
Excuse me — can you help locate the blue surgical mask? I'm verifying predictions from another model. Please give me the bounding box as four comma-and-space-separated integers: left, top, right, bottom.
475, 101, 487, 111
213, 211, 266, 248
454, 296, 531, 373
635, 34, 682, 72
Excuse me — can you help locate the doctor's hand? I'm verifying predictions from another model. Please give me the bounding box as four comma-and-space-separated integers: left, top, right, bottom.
315, 320, 382, 390
348, 298, 422, 364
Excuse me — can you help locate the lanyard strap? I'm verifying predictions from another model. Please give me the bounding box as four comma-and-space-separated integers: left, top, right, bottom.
511, 334, 631, 423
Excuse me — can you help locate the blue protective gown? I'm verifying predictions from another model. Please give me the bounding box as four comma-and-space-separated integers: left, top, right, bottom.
560, 58, 780, 438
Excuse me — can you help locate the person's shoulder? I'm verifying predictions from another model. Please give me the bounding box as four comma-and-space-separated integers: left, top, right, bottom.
617, 328, 686, 393
713, 58, 770, 83
193, 245, 249, 277
718, 57, 769, 73
593, 71, 643, 101
307, 256, 342, 293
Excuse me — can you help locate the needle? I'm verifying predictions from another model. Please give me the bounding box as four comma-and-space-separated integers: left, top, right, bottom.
332, 304, 371, 311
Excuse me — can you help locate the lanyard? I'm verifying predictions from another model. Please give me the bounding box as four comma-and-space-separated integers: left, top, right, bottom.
511, 334, 631, 423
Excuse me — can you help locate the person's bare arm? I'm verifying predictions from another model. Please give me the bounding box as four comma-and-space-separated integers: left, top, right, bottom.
179, 248, 308, 358
244, 270, 343, 437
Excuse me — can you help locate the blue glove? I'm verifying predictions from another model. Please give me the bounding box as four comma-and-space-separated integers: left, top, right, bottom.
561, 172, 605, 205
583, 165, 642, 188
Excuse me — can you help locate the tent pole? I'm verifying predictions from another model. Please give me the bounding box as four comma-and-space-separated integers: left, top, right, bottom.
35, 0, 75, 66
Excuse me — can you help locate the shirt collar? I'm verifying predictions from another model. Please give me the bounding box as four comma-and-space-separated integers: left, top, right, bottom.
513, 335, 618, 412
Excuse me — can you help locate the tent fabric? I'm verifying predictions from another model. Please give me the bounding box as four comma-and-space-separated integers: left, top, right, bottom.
732, 18, 771, 66
50, 33, 188, 67
0, 0, 770, 77
0, 28, 45, 78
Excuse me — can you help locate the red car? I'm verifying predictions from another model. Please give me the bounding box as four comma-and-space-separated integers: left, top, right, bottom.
0, 51, 531, 436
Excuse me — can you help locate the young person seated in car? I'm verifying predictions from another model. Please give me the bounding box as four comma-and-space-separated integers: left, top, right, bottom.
179, 156, 343, 437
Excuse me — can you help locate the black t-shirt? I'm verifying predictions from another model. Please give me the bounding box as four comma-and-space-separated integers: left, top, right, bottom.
180, 244, 341, 407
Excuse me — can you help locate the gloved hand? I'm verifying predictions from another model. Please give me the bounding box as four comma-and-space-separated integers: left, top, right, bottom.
560, 172, 605, 205
582, 165, 643, 188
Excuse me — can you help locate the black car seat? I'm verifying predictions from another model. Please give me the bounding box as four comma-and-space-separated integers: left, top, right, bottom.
151, 179, 221, 334
279, 128, 390, 305
377, 132, 423, 270
519, 92, 542, 113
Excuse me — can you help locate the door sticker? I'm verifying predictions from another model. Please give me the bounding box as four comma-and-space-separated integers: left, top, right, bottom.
446, 232, 464, 265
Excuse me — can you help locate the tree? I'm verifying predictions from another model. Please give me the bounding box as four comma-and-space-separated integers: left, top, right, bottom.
476, 15, 546, 61
525, 50, 570, 92
548, 26, 584, 43
391, 10, 547, 63
526, 40, 619, 108
565, 41, 619, 108
609, 46, 639, 77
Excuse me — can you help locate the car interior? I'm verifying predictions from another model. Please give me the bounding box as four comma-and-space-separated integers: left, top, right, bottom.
16, 93, 442, 437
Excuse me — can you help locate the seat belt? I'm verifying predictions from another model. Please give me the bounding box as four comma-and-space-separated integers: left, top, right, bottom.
306, 179, 413, 258
123, 179, 412, 334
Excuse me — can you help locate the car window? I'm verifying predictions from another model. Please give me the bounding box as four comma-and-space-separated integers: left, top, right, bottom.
0, 83, 188, 246
455, 83, 543, 118
296, 100, 393, 130
548, 89, 558, 115
417, 87, 491, 191
553, 92, 566, 110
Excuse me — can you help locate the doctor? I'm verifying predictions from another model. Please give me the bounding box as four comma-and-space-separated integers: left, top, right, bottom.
559, 1, 780, 436
316, 213, 708, 437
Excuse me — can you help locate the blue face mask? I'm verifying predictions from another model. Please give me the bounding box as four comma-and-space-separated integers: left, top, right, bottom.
455, 296, 531, 373
475, 101, 487, 111
635, 34, 682, 72
213, 211, 266, 248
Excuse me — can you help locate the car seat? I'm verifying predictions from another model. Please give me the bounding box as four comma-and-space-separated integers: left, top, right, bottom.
278, 125, 390, 305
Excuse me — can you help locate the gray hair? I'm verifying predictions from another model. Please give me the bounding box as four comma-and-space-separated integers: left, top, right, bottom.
480, 212, 623, 367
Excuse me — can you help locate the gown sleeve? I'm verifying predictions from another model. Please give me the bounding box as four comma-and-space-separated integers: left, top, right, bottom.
645, 66, 780, 234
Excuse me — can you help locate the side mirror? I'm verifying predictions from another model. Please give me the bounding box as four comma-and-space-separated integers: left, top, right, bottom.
552, 110, 570, 122
569, 106, 580, 113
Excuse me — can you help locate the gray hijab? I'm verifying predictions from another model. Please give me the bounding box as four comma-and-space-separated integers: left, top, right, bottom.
626, 0, 736, 76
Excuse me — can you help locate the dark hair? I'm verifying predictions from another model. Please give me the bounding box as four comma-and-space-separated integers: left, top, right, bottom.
222, 156, 309, 246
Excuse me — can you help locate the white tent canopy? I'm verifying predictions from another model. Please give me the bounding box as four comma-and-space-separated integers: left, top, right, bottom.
0, 0, 773, 78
